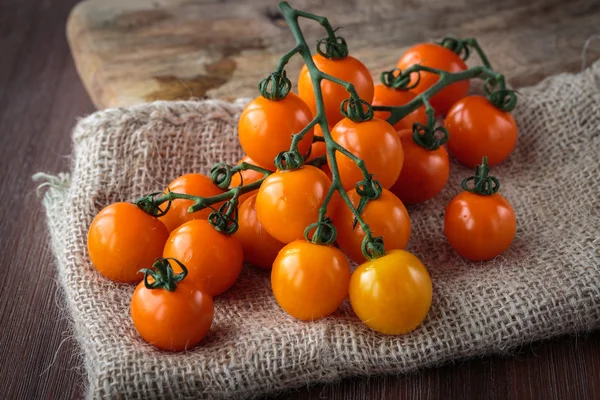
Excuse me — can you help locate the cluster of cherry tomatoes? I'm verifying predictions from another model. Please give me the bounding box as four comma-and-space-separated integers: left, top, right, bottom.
87, 35, 518, 352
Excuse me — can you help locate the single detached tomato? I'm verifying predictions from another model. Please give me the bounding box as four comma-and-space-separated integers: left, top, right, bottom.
445, 95, 518, 168
87, 202, 169, 283
332, 188, 411, 264
238, 93, 314, 169
234, 194, 285, 269
159, 174, 225, 233
372, 84, 427, 130
329, 117, 403, 190
271, 240, 351, 321
444, 191, 516, 261
230, 156, 273, 205
131, 260, 214, 351
298, 54, 374, 126
256, 165, 337, 244
349, 249, 432, 335
397, 43, 468, 115
390, 129, 450, 204
163, 219, 244, 295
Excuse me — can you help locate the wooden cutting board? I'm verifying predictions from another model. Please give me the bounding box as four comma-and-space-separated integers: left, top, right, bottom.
67, 0, 600, 109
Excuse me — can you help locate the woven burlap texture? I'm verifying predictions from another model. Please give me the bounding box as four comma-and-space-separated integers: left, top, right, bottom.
40, 62, 600, 399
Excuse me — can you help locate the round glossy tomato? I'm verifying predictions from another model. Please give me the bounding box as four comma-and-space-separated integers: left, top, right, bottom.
163, 219, 244, 295
390, 129, 450, 204
238, 93, 314, 169
230, 156, 274, 206
298, 54, 374, 126
329, 117, 403, 190
444, 191, 516, 261
271, 240, 351, 321
131, 270, 214, 351
159, 174, 225, 233
87, 202, 169, 283
372, 84, 427, 130
234, 194, 285, 269
397, 43, 468, 115
256, 165, 337, 244
349, 249, 432, 335
332, 188, 411, 264
445, 95, 518, 168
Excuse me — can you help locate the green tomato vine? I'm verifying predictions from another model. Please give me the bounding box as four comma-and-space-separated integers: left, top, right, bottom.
136, 1, 517, 261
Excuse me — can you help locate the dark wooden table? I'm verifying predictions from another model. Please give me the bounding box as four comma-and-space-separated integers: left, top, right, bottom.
1, 0, 599, 399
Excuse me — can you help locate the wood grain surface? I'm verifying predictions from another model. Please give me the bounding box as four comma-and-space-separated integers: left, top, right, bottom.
67, 0, 600, 109
2, 0, 600, 399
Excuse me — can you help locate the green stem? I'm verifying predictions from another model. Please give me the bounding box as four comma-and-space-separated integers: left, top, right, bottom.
373, 65, 505, 125
465, 38, 493, 69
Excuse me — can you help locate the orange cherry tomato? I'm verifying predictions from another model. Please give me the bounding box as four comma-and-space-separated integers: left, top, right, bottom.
163, 219, 244, 295
372, 84, 427, 131
256, 165, 337, 244
234, 194, 285, 269
349, 249, 432, 335
298, 54, 374, 126
445, 95, 518, 168
329, 117, 403, 190
390, 129, 450, 204
271, 240, 351, 321
158, 174, 225, 233
87, 202, 169, 283
397, 43, 468, 115
332, 188, 411, 264
131, 264, 214, 351
444, 191, 516, 261
230, 156, 273, 206
238, 93, 314, 169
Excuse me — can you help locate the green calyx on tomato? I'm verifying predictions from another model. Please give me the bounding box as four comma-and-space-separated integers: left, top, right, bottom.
316, 34, 349, 60
258, 71, 292, 101
461, 156, 500, 196
139, 258, 188, 292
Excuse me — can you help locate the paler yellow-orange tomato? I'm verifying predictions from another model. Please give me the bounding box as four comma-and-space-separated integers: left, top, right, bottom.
131, 273, 214, 351
298, 54, 374, 126
163, 219, 244, 296
255, 165, 338, 244
87, 202, 169, 283
234, 194, 285, 269
329, 117, 403, 190
271, 240, 351, 321
372, 84, 427, 131
332, 188, 411, 264
159, 173, 225, 233
349, 250, 432, 335
237, 93, 314, 170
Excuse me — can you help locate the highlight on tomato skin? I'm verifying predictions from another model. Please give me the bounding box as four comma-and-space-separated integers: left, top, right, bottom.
87, 202, 169, 283
271, 240, 351, 321
349, 249, 432, 335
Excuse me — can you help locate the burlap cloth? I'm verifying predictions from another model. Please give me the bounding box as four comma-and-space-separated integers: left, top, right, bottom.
39, 61, 600, 399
